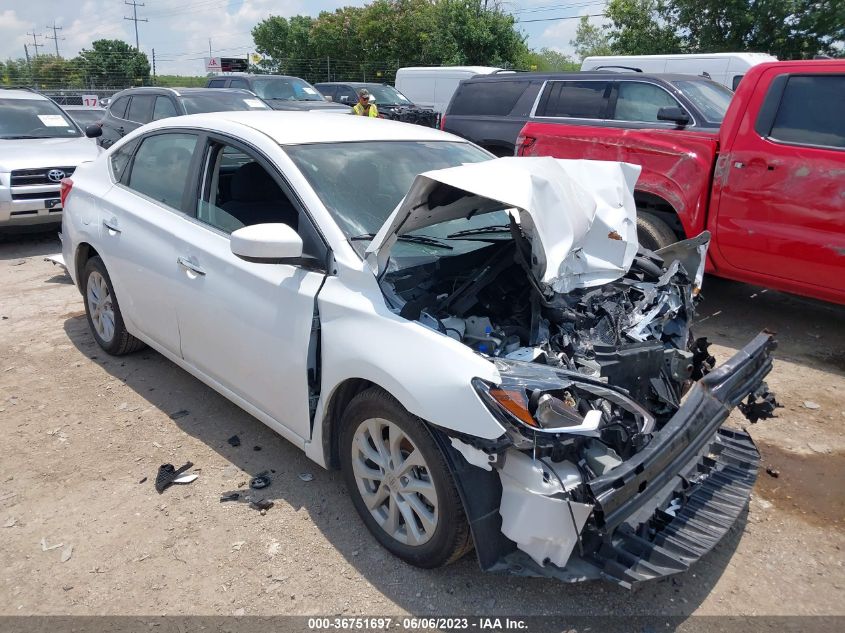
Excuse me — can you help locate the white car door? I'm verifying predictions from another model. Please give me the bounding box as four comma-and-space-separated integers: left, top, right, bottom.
172, 137, 328, 441
96, 131, 201, 356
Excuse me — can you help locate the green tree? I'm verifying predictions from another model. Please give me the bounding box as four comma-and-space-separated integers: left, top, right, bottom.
431, 0, 528, 66
571, 15, 612, 60
74, 39, 151, 88
520, 47, 578, 71
664, 0, 845, 59
606, 0, 682, 55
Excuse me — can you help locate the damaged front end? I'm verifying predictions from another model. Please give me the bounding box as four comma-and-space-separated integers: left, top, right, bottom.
371, 157, 778, 587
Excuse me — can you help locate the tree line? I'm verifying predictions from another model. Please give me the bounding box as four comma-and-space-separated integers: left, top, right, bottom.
2, 0, 841, 89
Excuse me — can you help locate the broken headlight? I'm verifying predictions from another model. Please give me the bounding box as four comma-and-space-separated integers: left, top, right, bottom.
472, 360, 655, 456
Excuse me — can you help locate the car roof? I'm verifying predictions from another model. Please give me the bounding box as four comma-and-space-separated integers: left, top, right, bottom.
463, 71, 710, 83
112, 87, 255, 98
0, 88, 49, 100
317, 82, 388, 88
63, 105, 105, 110
147, 110, 464, 145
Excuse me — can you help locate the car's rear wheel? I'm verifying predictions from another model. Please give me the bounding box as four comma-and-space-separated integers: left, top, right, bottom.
83, 256, 144, 355
637, 211, 678, 251
339, 387, 472, 568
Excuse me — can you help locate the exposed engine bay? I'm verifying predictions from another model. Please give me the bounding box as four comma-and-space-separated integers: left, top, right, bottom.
382, 226, 715, 469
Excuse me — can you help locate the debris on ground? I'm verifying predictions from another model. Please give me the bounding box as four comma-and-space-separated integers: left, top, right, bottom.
169, 410, 190, 420
807, 442, 832, 454
220, 492, 240, 503
766, 467, 781, 478
41, 538, 63, 552
803, 401, 821, 410
155, 462, 194, 493
172, 473, 198, 485
138, 477, 147, 484
253, 445, 261, 451
61, 544, 73, 563
231, 541, 246, 552
298, 473, 314, 482
249, 472, 271, 490
3, 517, 16, 528
250, 499, 274, 512
227, 435, 241, 447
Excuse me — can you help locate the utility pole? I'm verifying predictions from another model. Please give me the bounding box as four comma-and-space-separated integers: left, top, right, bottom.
124, 1, 147, 51
45, 21, 64, 57
152, 48, 156, 85
27, 31, 43, 57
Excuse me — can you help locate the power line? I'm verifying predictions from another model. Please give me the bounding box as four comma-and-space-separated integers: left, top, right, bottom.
124, 1, 148, 51
45, 21, 65, 58
518, 12, 606, 23
27, 31, 43, 57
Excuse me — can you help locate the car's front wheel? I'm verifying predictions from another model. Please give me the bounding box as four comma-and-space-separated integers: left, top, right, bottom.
83, 256, 144, 355
339, 387, 472, 568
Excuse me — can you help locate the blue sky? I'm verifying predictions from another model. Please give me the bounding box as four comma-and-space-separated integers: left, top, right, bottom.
0, 1, 607, 74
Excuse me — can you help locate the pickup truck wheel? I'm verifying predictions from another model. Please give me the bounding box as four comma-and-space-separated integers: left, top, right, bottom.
83, 256, 145, 356
637, 211, 678, 251
340, 387, 472, 568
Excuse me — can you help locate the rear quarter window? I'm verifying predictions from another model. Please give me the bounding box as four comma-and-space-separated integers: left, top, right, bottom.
109, 96, 130, 119
448, 80, 530, 116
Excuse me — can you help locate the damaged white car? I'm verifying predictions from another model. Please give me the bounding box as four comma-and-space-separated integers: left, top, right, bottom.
60, 112, 778, 587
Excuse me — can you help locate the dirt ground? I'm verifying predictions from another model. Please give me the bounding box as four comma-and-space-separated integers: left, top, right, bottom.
1, 231, 843, 618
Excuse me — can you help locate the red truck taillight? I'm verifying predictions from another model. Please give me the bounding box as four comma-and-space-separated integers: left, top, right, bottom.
60, 178, 73, 208
515, 135, 536, 156
439, 114, 446, 130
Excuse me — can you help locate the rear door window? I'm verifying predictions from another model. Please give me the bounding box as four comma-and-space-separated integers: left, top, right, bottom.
448, 80, 530, 116
126, 133, 198, 209
109, 96, 130, 119
536, 81, 611, 119
613, 81, 680, 122
337, 86, 358, 104
152, 96, 178, 121
126, 95, 154, 124
769, 75, 845, 149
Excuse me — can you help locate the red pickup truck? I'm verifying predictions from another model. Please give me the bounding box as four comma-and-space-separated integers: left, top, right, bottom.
516, 61, 845, 304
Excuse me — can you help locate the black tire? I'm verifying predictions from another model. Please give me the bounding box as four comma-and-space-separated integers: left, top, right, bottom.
82, 256, 145, 356
339, 387, 472, 568
637, 211, 678, 251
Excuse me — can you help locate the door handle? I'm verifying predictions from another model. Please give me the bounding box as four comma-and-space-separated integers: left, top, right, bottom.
102, 219, 121, 234
177, 256, 206, 276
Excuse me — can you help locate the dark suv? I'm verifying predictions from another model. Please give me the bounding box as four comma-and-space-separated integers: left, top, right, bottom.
314, 81, 437, 127
97, 87, 270, 148
206, 75, 350, 112
442, 72, 734, 156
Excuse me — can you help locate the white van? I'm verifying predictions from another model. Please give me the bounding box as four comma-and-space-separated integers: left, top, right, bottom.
580, 53, 778, 90
395, 66, 504, 113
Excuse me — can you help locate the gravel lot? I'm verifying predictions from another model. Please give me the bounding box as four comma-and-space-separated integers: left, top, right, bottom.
1, 231, 843, 617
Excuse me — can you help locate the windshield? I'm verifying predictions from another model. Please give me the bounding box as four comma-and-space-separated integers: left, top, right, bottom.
64, 109, 104, 126
286, 140, 509, 260
362, 84, 413, 106
672, 79, 733, 123
251, 77, 325, 102
0, 98, 81, 139
182, 92, 270, 114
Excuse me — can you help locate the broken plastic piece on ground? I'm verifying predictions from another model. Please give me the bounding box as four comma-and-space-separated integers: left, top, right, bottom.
169, 410, 190, 420
227, 435, 241, 447
138, 476, 147, 484
766, 467, 780, 478
172, 473, 198, 485
220, 492, 240, 502
41, 538, 63, 552
249, 473, 271, 489
738, 383, 781, 422
61, 544, 73, 563
3, 517, 17, 528
250, 499, 274, 512
253, 445, 261, 451
155, 461, 194, 493
43, 253, 67, 270
298, 472, 314, 482
802, 400, 821, 410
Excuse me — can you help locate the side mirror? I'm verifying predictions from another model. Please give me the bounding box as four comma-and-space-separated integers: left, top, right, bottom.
657, 106, 691, 126
230, 223, 303, 262
85, 124, 103, 138
340, 95, 349, 102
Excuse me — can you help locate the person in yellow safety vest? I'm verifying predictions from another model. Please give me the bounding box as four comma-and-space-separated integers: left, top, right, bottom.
352, 88, 379, 117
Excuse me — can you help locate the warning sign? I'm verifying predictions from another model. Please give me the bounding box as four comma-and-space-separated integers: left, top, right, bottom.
204, 57, 222, 72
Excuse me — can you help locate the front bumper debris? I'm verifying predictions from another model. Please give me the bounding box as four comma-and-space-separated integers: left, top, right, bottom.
446, 332, 777, 588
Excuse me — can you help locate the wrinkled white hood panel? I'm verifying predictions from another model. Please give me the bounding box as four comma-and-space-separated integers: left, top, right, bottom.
366, 157, 641, 293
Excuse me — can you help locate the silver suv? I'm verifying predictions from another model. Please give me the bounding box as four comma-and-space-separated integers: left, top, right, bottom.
0, 88, 101, 228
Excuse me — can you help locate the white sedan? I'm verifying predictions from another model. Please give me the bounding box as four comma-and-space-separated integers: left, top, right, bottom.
61, 111, 777, 586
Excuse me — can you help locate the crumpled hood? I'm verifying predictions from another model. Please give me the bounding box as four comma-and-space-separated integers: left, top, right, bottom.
0, 136, 101, 172
366, 156, 642, 293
